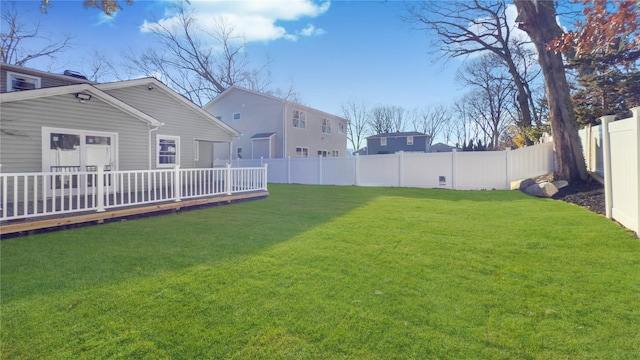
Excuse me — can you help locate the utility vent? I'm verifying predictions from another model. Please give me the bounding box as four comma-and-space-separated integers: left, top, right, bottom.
63, 70, 88, 80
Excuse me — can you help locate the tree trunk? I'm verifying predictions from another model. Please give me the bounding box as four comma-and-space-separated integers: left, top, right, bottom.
514, 0, 587, 181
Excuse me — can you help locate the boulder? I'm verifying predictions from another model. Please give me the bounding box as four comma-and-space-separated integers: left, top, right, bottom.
524, 182, 558, 198
552, 180, 569, 190
515, 178, 537, 191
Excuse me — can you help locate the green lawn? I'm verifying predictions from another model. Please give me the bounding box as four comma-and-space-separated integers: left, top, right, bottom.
1, 184, 639, 359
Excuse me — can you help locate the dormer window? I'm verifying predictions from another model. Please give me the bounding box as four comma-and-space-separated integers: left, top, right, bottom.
7, 72, 41, 92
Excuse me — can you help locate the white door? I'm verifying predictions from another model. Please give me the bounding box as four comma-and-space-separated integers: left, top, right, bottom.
42, 127, 117, 195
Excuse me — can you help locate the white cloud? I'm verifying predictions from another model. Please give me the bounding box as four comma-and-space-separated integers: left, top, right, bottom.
141, 0, 330, 43
95, 11, 117, 26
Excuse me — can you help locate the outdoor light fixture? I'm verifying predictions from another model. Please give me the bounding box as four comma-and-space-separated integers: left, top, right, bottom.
76, 93, 92, 102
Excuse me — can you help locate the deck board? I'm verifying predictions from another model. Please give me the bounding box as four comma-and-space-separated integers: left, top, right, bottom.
1, 191, 268, 236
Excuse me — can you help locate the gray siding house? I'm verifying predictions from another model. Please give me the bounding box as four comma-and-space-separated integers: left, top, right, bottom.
0, 64, 239, 174
204, 86, 348, 159
365, 132, 431, 155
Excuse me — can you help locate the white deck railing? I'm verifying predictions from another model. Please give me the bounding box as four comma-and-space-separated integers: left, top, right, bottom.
0, 164, 268, 221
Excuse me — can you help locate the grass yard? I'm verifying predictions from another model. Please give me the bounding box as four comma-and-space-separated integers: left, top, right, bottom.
1, 184, 639, 359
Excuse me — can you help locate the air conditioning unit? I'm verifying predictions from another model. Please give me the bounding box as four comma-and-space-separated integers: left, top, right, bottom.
11, 79, 36, 91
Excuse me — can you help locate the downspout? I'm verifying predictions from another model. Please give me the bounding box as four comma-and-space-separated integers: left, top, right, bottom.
148, 125, 160, 170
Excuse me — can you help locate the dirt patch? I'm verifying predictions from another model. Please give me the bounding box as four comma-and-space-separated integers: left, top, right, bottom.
552, 180, 605, 215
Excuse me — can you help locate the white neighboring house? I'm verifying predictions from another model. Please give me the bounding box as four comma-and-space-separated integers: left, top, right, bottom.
204, 86, 348, 159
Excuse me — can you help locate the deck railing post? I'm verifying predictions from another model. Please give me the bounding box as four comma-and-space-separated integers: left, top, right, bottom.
226, 163, 232, 195
96, 166, 105, 212
263, 164, 268, 190
174, 165, 181, 202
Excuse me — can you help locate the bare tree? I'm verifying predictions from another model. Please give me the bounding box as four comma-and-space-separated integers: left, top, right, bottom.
514, 0, 587, 181
124, 3, 277, 105
369, 106, 406, 134
412, 104, 452, 146
405, 0, 537, 142
456, 54, 517, 149
341, 100, 370, 151
1, 3, 72, 66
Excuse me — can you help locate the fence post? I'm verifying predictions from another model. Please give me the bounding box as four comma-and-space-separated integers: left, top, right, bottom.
354, 153, 360, 186
398, 151, 404, 187
174, 165, 181, 202
263, 164, 268, 191
287, 156, 291, 184
226, 163, 232, 195
451, 149, 458, 190
601, 115, 616, 219
96, 166, 105, 212
632, 106, 640, 235
505, 147, 511, 190
318, 155, 323, 185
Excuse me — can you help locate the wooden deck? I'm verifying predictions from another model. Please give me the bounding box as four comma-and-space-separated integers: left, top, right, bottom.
1, 190, 268, 237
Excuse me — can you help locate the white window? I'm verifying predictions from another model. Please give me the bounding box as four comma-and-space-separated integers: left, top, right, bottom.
381, 137, 387, 146
332, 150, 339, 157
295, 147, 309, 158
338, 122, 345, 134
322, 118, 331, 134
407, 136, 414, 145
194, 140, 199, 161
293, 110, 306, 129
233, 112, 241, 120
7, 71, 41, 92
318, 150, 328, 157
237, 147, 243, 159
157, 135, 180, 167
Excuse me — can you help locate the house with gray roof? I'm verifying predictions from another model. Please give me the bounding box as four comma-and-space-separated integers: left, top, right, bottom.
364, 132, 431, 155
204, 86, 348, 159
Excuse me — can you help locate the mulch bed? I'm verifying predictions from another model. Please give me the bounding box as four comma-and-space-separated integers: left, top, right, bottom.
552, 180, 605, 216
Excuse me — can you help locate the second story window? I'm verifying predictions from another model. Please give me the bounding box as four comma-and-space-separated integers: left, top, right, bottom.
233, 112, 241, 120
381, 137, 387, 146
7, 72, 41, 92
338, 122, 345, 134
407, 136, 414, 145
293, 110, 306, 129
322, 118, 331, 134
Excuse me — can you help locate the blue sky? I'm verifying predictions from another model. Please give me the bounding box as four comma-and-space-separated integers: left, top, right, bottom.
2, 0, 467, 118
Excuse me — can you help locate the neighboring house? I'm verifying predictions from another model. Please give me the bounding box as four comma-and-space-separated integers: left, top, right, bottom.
0, 63, 239, 174
365, 132, 431, 155
430, 142, 462, 153
204, 86, 348, 159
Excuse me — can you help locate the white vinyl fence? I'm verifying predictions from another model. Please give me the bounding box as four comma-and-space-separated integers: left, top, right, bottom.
0, 165, 267, 221
217, 142, 555, 191
580, 107, 639, 235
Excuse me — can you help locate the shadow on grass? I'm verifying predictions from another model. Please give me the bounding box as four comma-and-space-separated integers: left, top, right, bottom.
0, 184, 563, 304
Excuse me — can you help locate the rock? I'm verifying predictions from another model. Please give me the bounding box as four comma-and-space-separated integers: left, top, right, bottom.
524, 182, 558, 198
515, 178, 537, 191
552, 180, 569, 190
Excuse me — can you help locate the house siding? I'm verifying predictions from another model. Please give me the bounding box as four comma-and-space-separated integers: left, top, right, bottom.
0, 94, 149, 173
205, 90, 284, 159
1, 65, 91, 93
284, 102, 348, 158
367, 135, 430, 155
104, 84, 235, 168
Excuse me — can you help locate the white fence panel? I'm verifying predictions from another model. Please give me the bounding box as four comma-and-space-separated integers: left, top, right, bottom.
579, 125, 605, 176
264, 159, 288, 183
455, 151, 508, 190
403, 152, 453, 189
605, 110, 639, 235
509, 142, 555, 181
359, 154, 399, 187
321, 157, 355, 185
290, 158, 319, 184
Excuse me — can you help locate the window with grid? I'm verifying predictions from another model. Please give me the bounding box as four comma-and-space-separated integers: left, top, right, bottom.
157, 135, 180, 167
322, 118, 331, 134
293, 110, 306, 129
295, 147, 309, 157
